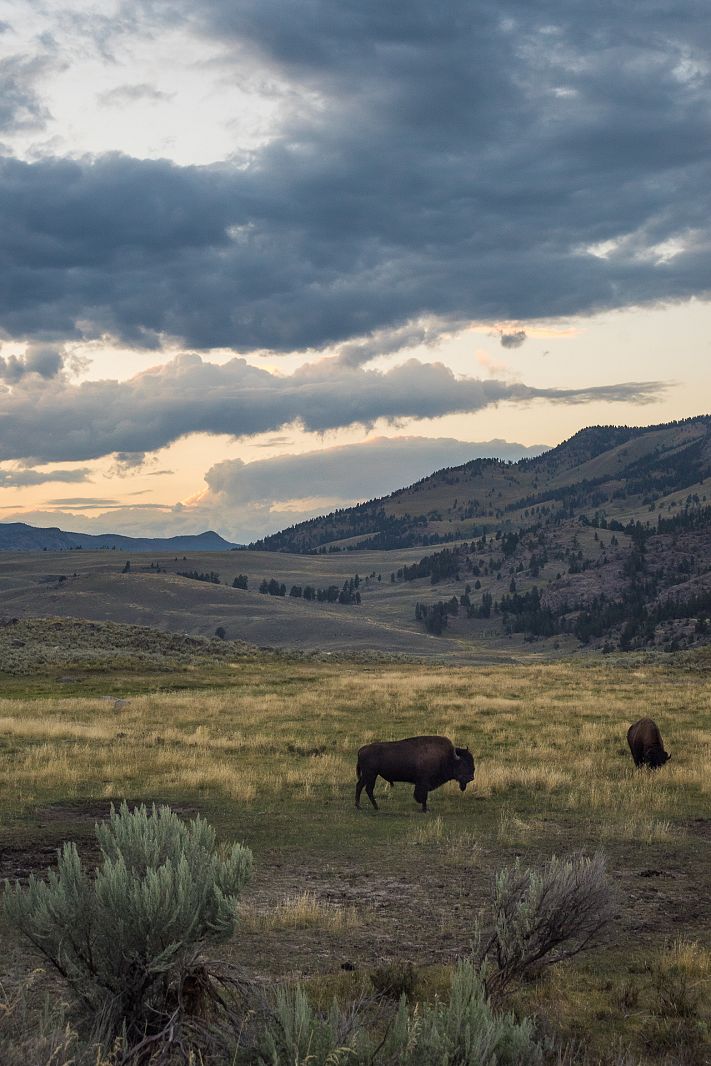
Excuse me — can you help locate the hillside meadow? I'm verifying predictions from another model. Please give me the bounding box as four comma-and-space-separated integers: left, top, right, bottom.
1, 649, 710, 1062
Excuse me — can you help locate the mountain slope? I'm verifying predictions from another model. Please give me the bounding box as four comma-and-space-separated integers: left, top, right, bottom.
248, 416, 711, 553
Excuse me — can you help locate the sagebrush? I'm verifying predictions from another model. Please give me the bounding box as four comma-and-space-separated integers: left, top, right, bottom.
260, 961, 543, 1066
4, 802, 253, 1044
480, 851, 615, 996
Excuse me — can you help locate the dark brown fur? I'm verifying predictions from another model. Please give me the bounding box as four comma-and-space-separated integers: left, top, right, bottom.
627, 718, 671, 769
355, 735, 475, 812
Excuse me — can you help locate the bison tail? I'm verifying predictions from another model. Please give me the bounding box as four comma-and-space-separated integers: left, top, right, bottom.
356, 760, 361, 778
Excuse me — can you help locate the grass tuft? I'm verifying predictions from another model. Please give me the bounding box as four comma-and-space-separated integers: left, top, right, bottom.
240, 892, 360, 933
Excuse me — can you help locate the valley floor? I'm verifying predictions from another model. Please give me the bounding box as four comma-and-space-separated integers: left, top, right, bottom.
0, 653, 710, 1062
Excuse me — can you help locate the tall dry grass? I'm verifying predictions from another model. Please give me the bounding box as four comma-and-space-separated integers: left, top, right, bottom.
0, 660, 708, 835
240, 892, 360, 933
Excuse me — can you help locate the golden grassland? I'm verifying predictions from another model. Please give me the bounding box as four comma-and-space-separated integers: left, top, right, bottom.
1, 658, 708, 826
1, 654, 710, 1062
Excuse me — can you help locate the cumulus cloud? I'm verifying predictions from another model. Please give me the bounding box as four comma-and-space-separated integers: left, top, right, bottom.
1, 1, 711, 350
0, 344, 64, 383
205, 435, 548, 509
500, 331, 527, 349
0, 352, 665, 463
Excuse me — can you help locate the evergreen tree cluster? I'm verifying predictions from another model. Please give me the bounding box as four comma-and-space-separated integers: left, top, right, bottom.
499, 587, 559, 637
396, 546, 463, 584
415, 598, 459, 635
177, 569, 221, 584
259, 576, 362, 604
259, 578, 286, 596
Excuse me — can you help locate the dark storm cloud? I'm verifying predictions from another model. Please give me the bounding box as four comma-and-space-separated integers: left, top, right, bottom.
205, 436, 548, 507
500, 331, 527, 350
2, 1, 711, 350
0, 353, 664, 463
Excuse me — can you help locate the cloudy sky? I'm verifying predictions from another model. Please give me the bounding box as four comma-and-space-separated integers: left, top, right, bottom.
1, 0, 709, 542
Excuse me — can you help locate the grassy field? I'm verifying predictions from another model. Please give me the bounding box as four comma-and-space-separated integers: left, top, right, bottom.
1, 649, 710, 1062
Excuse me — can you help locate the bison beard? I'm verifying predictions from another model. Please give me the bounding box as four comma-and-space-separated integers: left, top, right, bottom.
355, 735, 475, 813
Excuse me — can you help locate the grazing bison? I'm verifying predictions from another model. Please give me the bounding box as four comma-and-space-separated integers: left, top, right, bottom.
355, 735, 475, 812
627, 718, 671, 769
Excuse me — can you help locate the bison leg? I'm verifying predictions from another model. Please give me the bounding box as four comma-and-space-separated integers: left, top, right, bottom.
356, 772, 379, 810
364, 774, 379, 810
414, 783, 429, 813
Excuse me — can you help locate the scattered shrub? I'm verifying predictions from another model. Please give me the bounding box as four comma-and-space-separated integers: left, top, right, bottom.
4, 802, 253, 1046
480, 852, 615, 997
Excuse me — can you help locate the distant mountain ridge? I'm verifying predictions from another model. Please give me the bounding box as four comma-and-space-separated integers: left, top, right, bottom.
0, 523, 237, 553
3, 416, 711, 655
248, 416, 711, 552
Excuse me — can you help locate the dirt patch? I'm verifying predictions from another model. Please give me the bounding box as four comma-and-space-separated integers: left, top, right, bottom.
688, 817, 711, 841
230, 844, 495, 978
1, 842, 76, 881
0, 799, 203, 883
230, 821, 711, 980
35, 799, 201, 824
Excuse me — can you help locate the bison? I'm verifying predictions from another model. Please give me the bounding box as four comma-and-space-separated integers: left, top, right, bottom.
355, 735, 475, 812
627, 718, 671, 769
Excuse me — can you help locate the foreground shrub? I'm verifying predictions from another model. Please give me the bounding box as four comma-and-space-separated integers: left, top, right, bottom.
481, 852, 615, 997
4, 802, 252, 1045
380, 961, 542, 1066
260, 961, 542, 1066
259, 983, 369, 1065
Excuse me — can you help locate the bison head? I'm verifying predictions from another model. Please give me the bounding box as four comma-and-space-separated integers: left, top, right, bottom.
454, 746, 476, 791
649, 749, 671, 769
